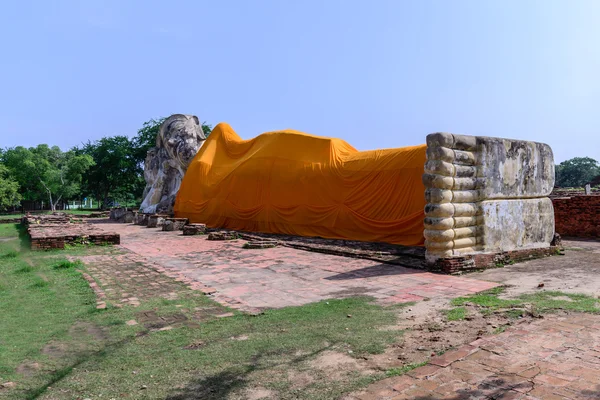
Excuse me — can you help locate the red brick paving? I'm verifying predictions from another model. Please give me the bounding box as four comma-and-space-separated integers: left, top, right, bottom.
72, 222, 600, 398
352, 313, 600, 399
85, 222, 497, 312
70, 251, 188, 307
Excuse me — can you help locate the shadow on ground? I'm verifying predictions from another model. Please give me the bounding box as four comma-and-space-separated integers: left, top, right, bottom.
325, 263, 428, 281
165, 346, 335, 400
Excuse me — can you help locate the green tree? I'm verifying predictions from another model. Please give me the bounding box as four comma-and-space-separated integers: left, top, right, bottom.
0, 163, 21, 210
131, 117, 166, 165
81, 136, 141, 208
555, 157, 600, 188
1, 146, 93, 210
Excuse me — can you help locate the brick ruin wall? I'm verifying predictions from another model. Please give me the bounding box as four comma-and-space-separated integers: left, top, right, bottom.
24, 214, 120, 250
552, 195, 600, 238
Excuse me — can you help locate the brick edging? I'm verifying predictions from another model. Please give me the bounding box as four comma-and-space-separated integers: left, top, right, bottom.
79, 270, 108, 309
432, 246, 560, 274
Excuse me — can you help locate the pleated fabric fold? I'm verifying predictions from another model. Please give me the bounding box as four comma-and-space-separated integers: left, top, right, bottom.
174, 123, 427, 246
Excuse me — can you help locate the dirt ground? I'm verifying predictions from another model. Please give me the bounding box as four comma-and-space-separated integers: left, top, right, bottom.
470, 238, 600, 297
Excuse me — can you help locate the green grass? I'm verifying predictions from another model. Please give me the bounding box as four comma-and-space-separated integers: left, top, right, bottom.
519, 291, 600, 314
493, 326, 507, 334
451, 287, 521, 309
51, 259, 83, 270
0, 224, 405, 400
443, 307, 467, 321
0, 214, 21, 220
451, 286, 600, 317
0, 225, 97, 393
2, 249, 18, 258
386, 361, 427, 377
0, 223, 21, 237
0, 210, 103, 220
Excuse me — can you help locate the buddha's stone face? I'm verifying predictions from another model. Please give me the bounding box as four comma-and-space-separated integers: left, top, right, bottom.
161, 115, 206, 167
139, 114, 206, 214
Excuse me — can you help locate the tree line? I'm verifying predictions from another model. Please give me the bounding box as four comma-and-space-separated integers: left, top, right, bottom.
0, 118, 212, 211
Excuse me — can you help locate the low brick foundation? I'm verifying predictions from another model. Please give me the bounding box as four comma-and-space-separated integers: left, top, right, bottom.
24, 214, 120, 250
30, 234, 120, 250
432, 246, 560, 274
31, 237, 66, 250
553, 195, 600, 238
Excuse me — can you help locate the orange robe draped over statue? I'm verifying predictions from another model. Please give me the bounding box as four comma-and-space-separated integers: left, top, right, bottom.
174, 123, 427, 246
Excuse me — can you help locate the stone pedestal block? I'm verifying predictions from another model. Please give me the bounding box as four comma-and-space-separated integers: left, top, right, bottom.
183, 224, 207, 235
163, 218, 188, 231
124, 211, 134, 223
147, 214, 168, 228
207, 231, 238, 241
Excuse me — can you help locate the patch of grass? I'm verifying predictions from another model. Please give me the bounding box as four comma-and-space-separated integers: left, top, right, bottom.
451, 286, 600, 321
519, 291, 600, 314
386, 362, 427, 377
0, 223, 20, 238
52, 259, 83, 270
451, 286, 521, 309
0, 214, 22, 220
443, 307, 467, 321
30, 296, 403, 399
385, 301, 416, 310
14, 265, 34, 273
2, 250, 18, 258
29, 279, 49, 288
493, 326, 507, 334
504, 309, 524, 319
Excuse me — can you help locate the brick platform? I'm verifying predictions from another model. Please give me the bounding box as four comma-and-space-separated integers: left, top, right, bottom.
24, 214, 120, 250
88, 223, 499, 311
553, 195, 600, 238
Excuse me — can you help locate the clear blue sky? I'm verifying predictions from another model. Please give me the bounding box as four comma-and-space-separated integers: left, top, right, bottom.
1, 0, 599, 163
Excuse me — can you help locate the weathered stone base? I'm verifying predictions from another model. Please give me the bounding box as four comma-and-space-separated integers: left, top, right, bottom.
135, 213, 150, 226
432, 246, 560, 274
162, 218, 188, 231
109, 208, 135, 223
147, 214, 169, 228
183, 224, 207, 235
207, 231, 238, 241
87, 211, 110, 218
243, 240, 279, 249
